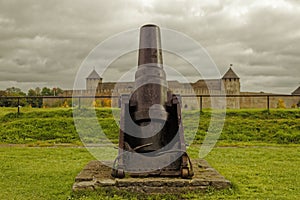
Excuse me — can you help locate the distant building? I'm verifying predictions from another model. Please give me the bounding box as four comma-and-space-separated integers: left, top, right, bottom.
55, 67, 300, 109
292, 86, 300, 95
62, 67, 240, 109
86, 69, 103, 91
292, 87, 300, 108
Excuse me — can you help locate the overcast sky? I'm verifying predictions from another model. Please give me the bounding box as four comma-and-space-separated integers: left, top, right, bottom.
0, 0, 299, 94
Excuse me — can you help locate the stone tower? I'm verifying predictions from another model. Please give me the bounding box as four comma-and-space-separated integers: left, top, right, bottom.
86, 69, 102, 91
222, 67, 240, 108
292, 86, 300, 95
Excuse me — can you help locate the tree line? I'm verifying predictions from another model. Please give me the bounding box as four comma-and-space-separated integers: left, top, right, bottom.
0, 87, 63, 107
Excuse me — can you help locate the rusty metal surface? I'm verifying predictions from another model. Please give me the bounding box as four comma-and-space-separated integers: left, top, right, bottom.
112, 24, 193, 178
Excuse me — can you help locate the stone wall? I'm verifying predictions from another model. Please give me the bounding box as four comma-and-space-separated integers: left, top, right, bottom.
43, 94, 299, 110
180, 95, 299, 110
240, 95, 300, 109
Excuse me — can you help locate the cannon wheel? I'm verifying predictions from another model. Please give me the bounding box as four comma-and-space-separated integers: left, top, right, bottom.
181, 168, 189, 178
117, 169, 125, 178
111, 168, 125, 178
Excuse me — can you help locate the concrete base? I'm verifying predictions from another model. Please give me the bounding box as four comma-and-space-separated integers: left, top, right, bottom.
73, 159, 231, 194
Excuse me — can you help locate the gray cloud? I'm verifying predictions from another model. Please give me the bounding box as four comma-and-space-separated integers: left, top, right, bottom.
0, 0, 299, 94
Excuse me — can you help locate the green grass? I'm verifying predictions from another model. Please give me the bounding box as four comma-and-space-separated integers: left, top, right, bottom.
0, 147, 93, 200
0, 107, 300, 199
0, 107, 120, 145
187, 146, 300, 199
0, 145, 299, 199
0, 107, 299, 145
183, 109, 300, 144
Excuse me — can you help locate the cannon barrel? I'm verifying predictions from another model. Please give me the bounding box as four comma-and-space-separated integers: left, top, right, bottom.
129, 24, 168, 152
135, 24, 167, 110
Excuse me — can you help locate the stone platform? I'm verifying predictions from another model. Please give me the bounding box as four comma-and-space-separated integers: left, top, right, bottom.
73, 159, 231, 193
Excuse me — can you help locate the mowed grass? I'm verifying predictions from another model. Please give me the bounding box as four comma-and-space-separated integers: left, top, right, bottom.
187, 146, 300, 200
0, 146, 299, 200
0, 147, 93, 200
0, 107, 300, 199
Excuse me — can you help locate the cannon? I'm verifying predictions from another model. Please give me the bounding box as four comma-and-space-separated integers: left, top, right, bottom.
111, 24, 193, 179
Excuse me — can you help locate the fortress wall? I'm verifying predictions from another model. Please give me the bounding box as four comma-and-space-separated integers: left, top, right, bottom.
43, 94, 299, 110
275, 96, 299, 108
181, 92, 230, 110
240, 96, 300, 109
240, 96, 267, 109
56, 73, 299, 110
182, 95, 299, 110
226, 97, 240, 109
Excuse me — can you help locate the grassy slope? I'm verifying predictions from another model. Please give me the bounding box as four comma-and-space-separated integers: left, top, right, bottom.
0, 107, 299, 145
219, 109, 300, 144
0, 146, 299, 200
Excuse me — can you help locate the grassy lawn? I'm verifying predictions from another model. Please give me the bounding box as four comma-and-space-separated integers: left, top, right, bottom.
0, 107, 299, 199
0, 147, 93, 200
187, 146, 300, 199
1, 145, 299, 199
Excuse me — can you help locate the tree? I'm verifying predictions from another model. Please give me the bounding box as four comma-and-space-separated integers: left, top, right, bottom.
52, 87, 64, 96
5, 87, 26, 96
41, 87, 53, 96
0, 87, 27, 107
0, 90, 6, 97
27, 89, 36, 96
27, 87, 43, 108
40, 87, 63, 96
35, 87, 41, 96
0, 90, 7, 106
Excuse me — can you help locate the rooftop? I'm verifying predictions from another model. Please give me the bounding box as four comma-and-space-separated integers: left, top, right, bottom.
292, 86, 300, 95
86, 69, 101, 79
222, 67, 239, 79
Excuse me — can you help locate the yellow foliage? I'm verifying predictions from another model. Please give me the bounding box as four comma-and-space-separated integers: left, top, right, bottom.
277, 99, 286, 109
92, 99, 111, 107
102, 98, 111, 107
92, 100, 99, 107
63, 101, 69, 108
